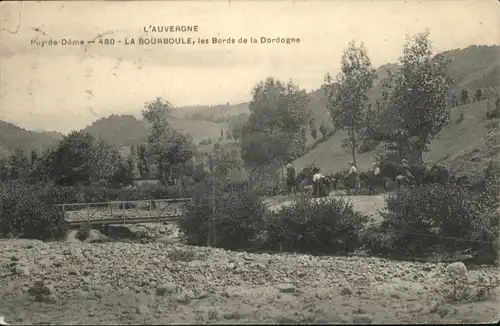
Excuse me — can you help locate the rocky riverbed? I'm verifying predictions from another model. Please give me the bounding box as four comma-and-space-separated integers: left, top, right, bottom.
1, 237, 499, 325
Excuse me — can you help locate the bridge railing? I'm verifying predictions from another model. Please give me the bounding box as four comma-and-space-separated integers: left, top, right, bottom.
57, 198, 193, 224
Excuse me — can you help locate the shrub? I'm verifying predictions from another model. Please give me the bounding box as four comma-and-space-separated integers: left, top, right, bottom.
0, 182, 68, 240
369, 183, 499, 262
486, 97, 500, 119
265, 196, 369, 254
358, 138, 380, 154
178, 179, 268, 249
76, 222, 91, 241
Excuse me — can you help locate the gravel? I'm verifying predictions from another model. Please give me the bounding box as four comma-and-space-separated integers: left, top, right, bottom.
1, 237, 498, 325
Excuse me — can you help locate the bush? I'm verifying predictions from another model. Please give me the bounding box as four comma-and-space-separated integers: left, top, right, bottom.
76, 222, 91, 241
0, 182, 68, 240
358, 138, 380, 154
368, 183, 498, 262
178, 179, 268, 249
486, 97, 500, 119
265, 196, 369, 254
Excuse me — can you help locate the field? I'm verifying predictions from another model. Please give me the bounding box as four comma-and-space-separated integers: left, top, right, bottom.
1, 193, 499, 325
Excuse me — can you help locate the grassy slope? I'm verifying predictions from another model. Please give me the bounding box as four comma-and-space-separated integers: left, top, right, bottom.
291, 99, 497, 175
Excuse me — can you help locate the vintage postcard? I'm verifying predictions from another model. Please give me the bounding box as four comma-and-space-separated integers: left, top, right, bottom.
0, 0, 499, 324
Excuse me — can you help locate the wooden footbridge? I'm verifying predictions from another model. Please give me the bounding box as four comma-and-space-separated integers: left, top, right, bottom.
58, 198, 193, 228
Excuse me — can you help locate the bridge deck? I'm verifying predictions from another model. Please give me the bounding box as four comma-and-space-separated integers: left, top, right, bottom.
60, 198, 193, 228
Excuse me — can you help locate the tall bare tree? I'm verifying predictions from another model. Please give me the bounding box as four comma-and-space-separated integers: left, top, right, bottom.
324, 41, 376, 166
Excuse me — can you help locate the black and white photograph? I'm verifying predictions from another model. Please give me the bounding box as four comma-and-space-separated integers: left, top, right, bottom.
0, 0, 499, 324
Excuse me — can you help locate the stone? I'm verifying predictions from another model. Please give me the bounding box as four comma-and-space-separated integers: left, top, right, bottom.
446, 262, 468, 280
156, 283, 178, 296
15, 266, 30, 277
175, 290, 194, 304
315, 288, 330, 300
136, 304, 150, 315
277, 283, 296, 293
340, 287, 353, 295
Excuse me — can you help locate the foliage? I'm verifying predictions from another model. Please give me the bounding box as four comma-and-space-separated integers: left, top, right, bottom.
480, 159, 500, 208
178, 179, 268, 249
265, 196, 369, 254
461, 89, 469, 105
209, 150, 242, 179
311, 128, 317, 140
52, 131, 96, 186
319, 124, 329, 139
0, 182, 68, 240
485, 97, 500, 120
137, 144, 150, 179
474, 89, 483, 102
367, 30, 454, 164
76, 222, 91, 241
242, 77, 310, 168
367, 183, 498, 263
246, 163, 282, 196
141, 97, 195, 185
81, 114, 149, 147
324, 41, 376, 165
91, 140, 122, 182
358, 138, 380, 154
241, 132, 285, 167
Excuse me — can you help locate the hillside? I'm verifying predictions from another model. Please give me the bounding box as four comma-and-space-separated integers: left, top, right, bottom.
1, 45, 498, 164
80, 114, 230, 148
291, 99, 498, 175
81, 115, 150, 147
179, 45, 499, 131
0, 121, 63, 157
443, 45, 500, 90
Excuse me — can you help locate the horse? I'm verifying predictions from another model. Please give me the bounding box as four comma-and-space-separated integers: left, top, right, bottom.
359, 171, 388, 195
342, 170, 361, 195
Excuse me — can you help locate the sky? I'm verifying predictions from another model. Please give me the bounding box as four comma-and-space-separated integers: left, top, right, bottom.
0, 0, 498, 134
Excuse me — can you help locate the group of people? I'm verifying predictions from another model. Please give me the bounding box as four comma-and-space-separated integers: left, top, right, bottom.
284, 157, 416, 197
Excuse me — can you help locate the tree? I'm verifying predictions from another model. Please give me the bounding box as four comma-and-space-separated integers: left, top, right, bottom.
30, 149, 38, 168
0, 158, 8, 181
475, 88, 483, 102
130, 145, 137, 159
366, 30, 453, 164
450, 92, 458, 107
91, 140, 121, 183
324, 41, 376, 166
28, 148, 57, 183
8, 148, 29, 180
311, 128, 317, 140
111, 157, 134, 187
241, 77, 309, 170
52, 131, 95, 185
231, 122, 244, 143
137, 144, 149, 179
319, 123, 328, 139
461, 89, 469, 105
141, 97, 194, 185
